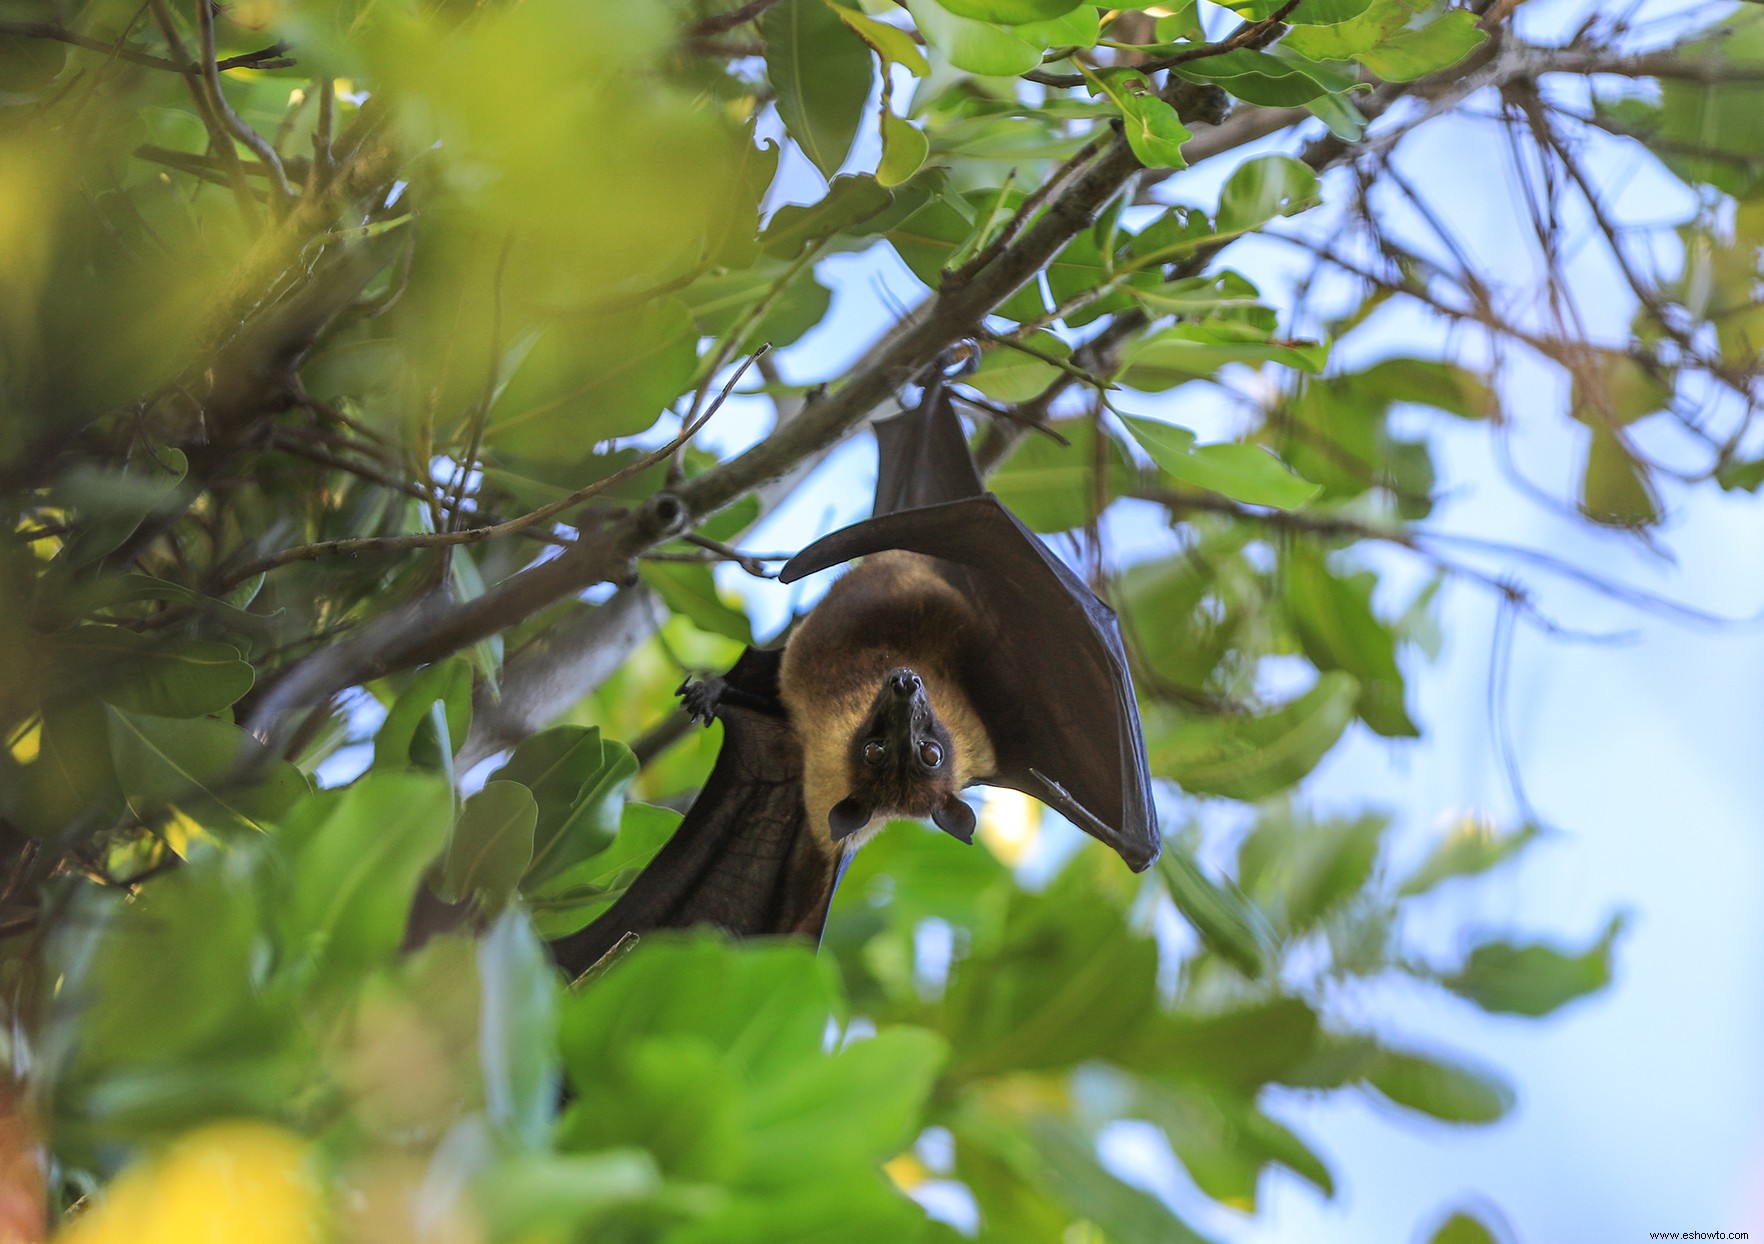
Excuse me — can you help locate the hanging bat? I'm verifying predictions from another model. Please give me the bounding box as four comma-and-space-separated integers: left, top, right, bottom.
549, 370, 1158, 978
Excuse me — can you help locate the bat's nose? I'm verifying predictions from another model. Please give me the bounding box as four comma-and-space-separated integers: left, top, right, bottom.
887, 668, 922, 698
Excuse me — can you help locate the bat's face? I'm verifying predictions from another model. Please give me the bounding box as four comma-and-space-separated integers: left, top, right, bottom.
827, 667, 976, 845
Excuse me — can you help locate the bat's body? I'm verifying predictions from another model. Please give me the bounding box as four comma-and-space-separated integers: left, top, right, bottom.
549, 375, 1158, 980
781, 549, 996, 849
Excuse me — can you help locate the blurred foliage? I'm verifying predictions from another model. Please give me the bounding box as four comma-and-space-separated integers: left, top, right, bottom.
0, 0, 1756, 1239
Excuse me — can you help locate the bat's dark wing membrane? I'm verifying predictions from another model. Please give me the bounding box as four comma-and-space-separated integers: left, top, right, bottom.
782, 393, 1160, 873
548, 648, 843, 979
873, 373, 984, 514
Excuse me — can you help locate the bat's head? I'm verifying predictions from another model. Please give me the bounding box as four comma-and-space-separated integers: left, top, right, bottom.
828, 666, 976, 845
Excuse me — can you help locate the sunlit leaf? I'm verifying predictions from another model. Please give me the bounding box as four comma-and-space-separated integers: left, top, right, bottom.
279, 772, 454, 974
1355, 10, 1487, 82
1122, 415, 1319, 510
903, 0, 1043, 76
1216, 154, 1321, 233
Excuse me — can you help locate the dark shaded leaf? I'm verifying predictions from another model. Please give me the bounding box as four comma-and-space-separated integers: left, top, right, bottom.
764, 0, 873, 179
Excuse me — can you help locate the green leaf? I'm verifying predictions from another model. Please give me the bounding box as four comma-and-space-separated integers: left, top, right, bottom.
1581, 429, 1661, 528
1127, 269, 1264, 317
1150, 672, 1358, 800
744, 1027, 947, 1184
1157, 845, 1275, 978
1441, 916, 1625, 1018
474, 1151, 662, 1239
441, 780, 538, 909
1132, 1079, 1334, 1205
53, 850, 270, 1069
966, 333, 1070, 401
1570, 349, 1673, 427
831, 5, 929, 74
1015, 4, 1099, 47
1364, 1048, 1513, 1124
1123, 416, 1318, 510
1239, 809, 1386, 936
1398, 818, 1538, 897
105, 708, 309, 832
988, 418, 1133, 531
490, 726, 604, 876
1428, 1210, 1502, 1244
50, 449, 188, 571
878, 112, 931, 187
375, 657, 474, 772
903, 0, 1043, 76
764, 0, 873, 178
1046, 227, 1149, 327
59, 627, 254, 718
939, 870, 1159, 1079
478, 908, 561, 1148
1282, 0, 1407, 58
887, 193, 1048, 321
280, 772, 454, 974
524, 734, 639, 892
1083, 68, 1190, 169
1122, 997, 1320, 1089
1222, 0, 1372, 19
640, 561, 754, 646
761, 175, 894, 258
681, 262, 833, 352
1024, 1117, 1214, 1243
1283, 545, 1417, 736
1217, 154, 1321, 233
1717, 456, 1764, 493
1120, 323, 1328, 390
1170, 48, 1336, 108
1355, 10, 1487, 82
1353, 356, 1498, 419
1646, 12, 1764, 196
528, 801, 681, 936
1306, 90, 1368, 141
558, 934, 839, 1085
486, 299, 697, 458
935, 0, 1082, 22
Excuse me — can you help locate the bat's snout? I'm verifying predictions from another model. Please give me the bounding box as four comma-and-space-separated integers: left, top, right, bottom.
886, 668, 922, 698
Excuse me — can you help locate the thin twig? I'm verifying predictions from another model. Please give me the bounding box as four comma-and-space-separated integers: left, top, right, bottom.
947, 137, 1105, 286
225, 346, 771, 584
147, 0, 259, 224
1025, 0, 1305, 89
689, 0, 784, 37
194, 0, 295, 208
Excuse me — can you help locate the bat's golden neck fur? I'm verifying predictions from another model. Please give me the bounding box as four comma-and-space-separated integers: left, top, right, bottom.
779, 551, 996, 846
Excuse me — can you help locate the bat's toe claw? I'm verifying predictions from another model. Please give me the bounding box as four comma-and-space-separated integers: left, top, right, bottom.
678, 676, 724, 726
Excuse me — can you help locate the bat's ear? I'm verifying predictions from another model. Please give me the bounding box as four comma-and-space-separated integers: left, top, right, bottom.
931, 794, 976, 844
828, 798, 874, 842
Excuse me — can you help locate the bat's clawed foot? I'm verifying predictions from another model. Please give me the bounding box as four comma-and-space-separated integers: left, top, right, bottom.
678, 677, 726, 726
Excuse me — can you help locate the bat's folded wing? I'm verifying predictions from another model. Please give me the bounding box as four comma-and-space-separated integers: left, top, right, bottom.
782, 498, 1160, 873
548, 648, 842, 979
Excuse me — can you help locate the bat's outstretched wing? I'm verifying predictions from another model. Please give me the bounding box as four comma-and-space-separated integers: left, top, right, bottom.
548, 648, 844, 978
781, 385, 1160, 872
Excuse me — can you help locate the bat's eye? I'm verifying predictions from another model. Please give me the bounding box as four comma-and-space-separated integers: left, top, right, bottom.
863, 740, 886, 766
918, 741, 944, 768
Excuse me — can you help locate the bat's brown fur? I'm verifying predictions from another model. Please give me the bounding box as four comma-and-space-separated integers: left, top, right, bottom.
779, 550, 996, 845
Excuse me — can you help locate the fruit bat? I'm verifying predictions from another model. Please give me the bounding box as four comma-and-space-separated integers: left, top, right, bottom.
549, 371, 1158, 979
